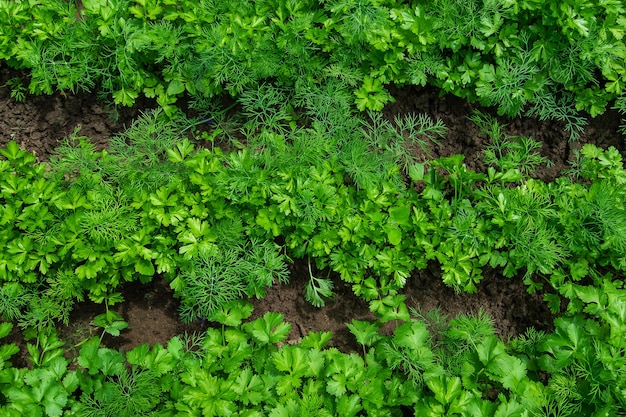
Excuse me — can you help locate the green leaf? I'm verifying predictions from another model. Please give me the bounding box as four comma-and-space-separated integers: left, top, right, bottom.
307, 349, 326, 377
102, 320, 129, 337
38, 378, 67, 417
244, 312, 291, 345
167, 138, 195, 162
134, 258, 155, 276
208, 299, 254, 327
409, 163, 425, 182
300, 331, 333, 350
494, 398, 525, 417
112, 88, 139, 107
370, 294, 411, 323
477, 335, 505, 369
81, 0, 106, 13
389, 205, 411, 226
498, 355, 527, 392
93, 311, 129, 337
0, 343, 19, 364
272, 345, 309, 377
355, 76, 394, 111
0, 322, 13, 338
426, 375, 463, 406
126, 343, 151, 367
385, 226, 403, 246
337, 394, 363, 417
62, 372, 80, 395
232, 367, 267, 406
305, 275, 334, 308
346, 320, 383, 347
166, 79, 185, 96
393, 320, 430, 348
256, 207, 282, 236
77, 337, 125, 376
1, 141, 30, 162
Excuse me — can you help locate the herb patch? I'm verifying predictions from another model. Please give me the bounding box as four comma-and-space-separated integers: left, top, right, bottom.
1, 3, 626, 409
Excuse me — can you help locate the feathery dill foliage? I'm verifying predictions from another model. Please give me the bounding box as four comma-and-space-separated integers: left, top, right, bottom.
81, 187, 139, 246
428, 0, 514, 51
469, 110, 552, 176
178, 239, 289, 324
406, 50, 447, 87
614, 95, 626, 135
410, 306, 450, 341
339, 137, 395, 191
10, 269, 83, 331
509, 221, 568, 284
294, 78, 360, 141
177, 250, 248, 324
439, 310, 496, 373
105, 109, 188, 193
525, 91, 587, 142
80, 368, 163, 417
0, 283, 31, 322
239, 84, 295, 135
509, 326, 549, 360
49, 130, 104, 186
379, 320, 443, 388
18, 294, 71, 331
475, 37, 540, 115
560, 180, 626, 271
393, 112, 446, 159
349, 111, 446, 187
216, 81, 425, 194
447, 202, 488, 257
51, 110, 190, 195
44, 268, 84, 307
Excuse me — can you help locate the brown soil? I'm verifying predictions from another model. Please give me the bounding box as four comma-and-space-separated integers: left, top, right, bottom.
1, 67, 625, 363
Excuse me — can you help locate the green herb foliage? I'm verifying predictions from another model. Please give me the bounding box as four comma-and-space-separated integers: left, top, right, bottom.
2, 0, 626, 131
1, 105, 625, 328
2, 282, 625, 416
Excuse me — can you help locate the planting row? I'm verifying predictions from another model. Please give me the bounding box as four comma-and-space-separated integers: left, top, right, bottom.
0, 105, 624, 326
1, 292, 625, 416
2, 0, 626, 137
0, 96, 624, 415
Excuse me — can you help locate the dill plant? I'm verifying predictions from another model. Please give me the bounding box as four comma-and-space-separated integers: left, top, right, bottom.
177, 250, 247, 324
4, 77, 27, 101
476, 44, 542, 116
469, 110, 553, 176
394, 112, 446, 159
81, 187, 139, 246
0, 283, 31, 322
436, 310, 496, 375
238, 84, 296, 135
79, 368, 163, 417
525, 90, 587, 141
104, 109, 188, 194
359, 111, 446, 176
49, 130, 104, 186
17, 294, 71, 331
339, 137, 394, 191
177, 239, 289, 324
49, 109, 190, 197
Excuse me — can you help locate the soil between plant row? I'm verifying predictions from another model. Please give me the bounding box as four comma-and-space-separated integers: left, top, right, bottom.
1, 67, 624, 362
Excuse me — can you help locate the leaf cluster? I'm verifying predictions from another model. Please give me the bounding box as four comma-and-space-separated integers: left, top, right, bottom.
4, 283, 625, 416
2, 102, 626, 330
2, 0, 626, 131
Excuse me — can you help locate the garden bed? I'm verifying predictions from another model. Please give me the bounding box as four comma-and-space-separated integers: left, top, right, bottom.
2, 0, 626, 413
2, 68, 623, 359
